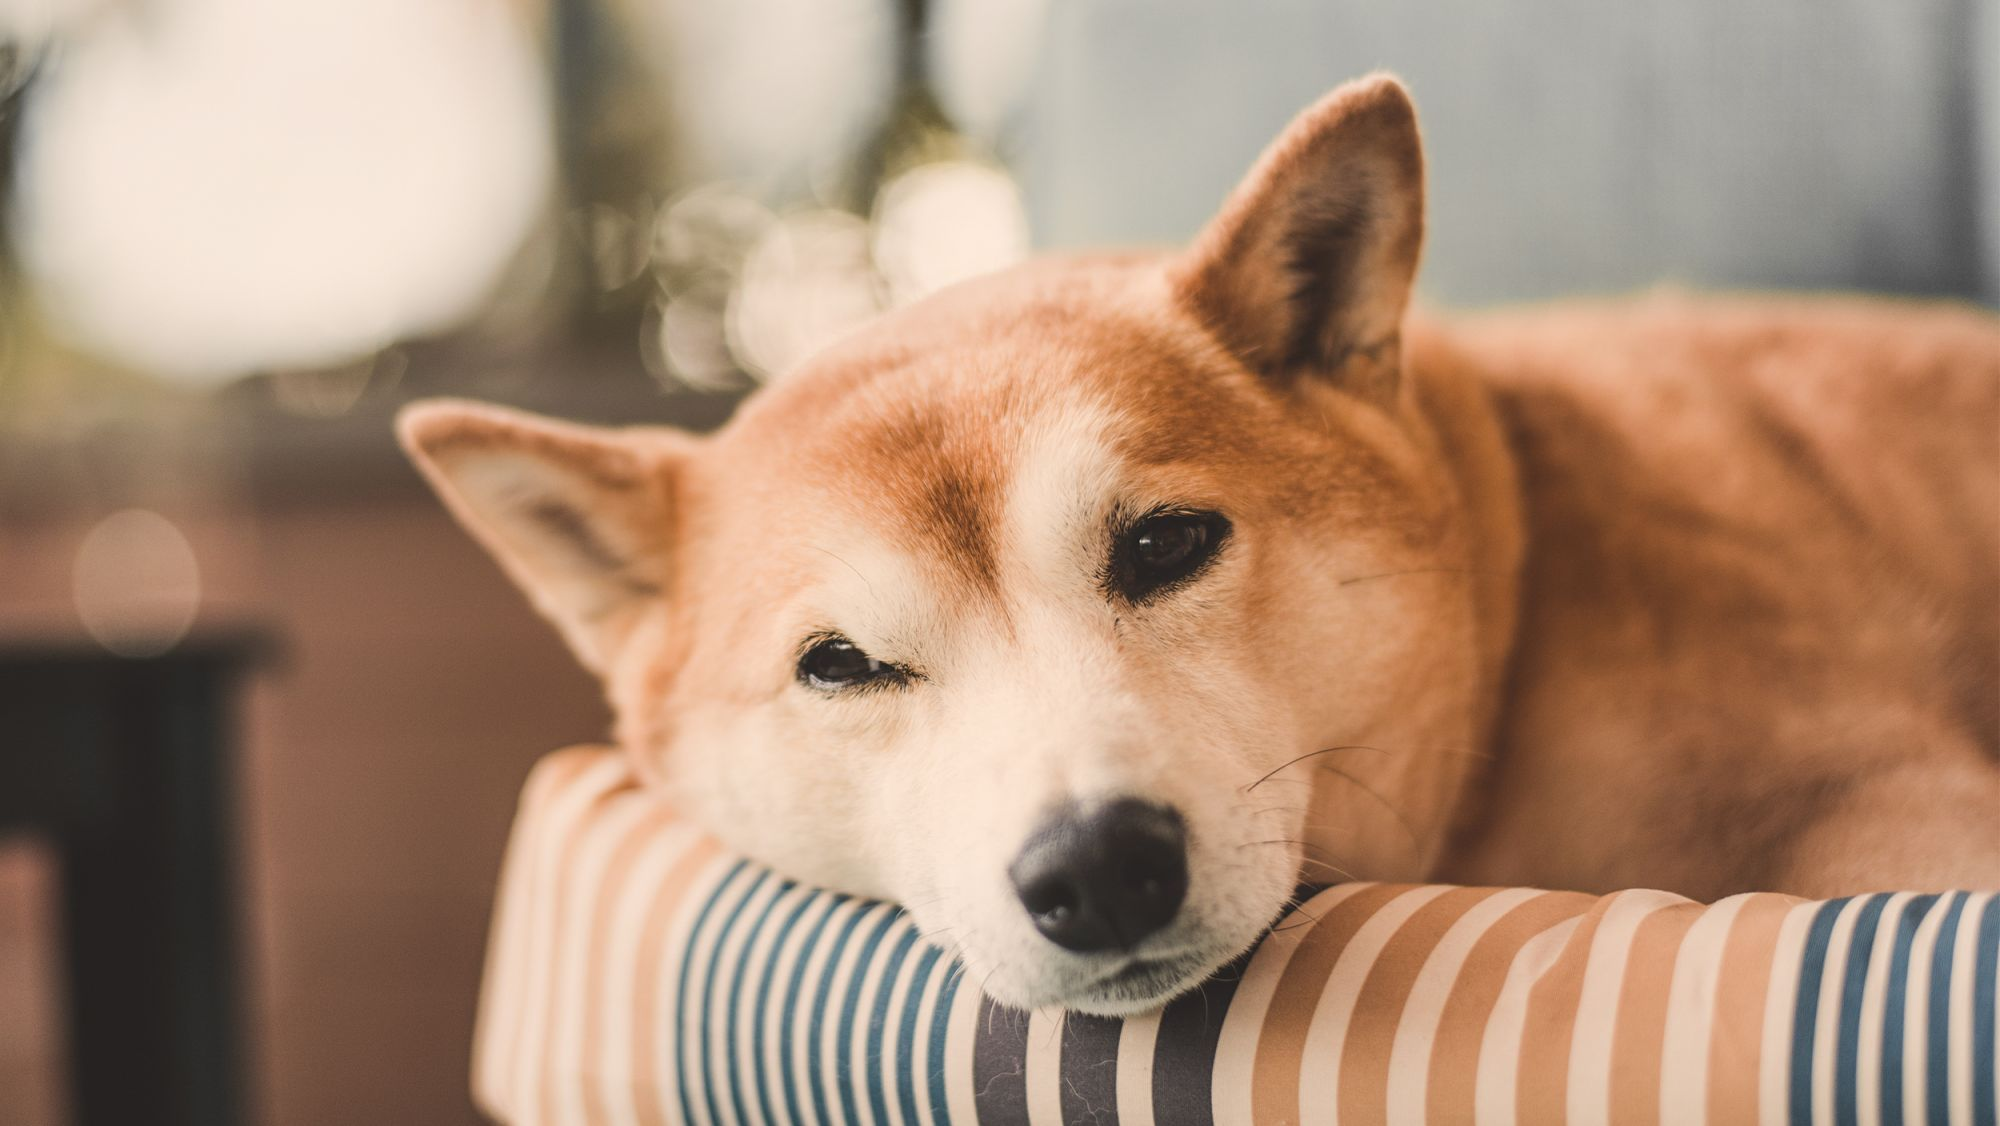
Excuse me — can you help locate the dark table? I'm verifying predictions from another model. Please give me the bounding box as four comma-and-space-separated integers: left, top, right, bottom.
0, 640, 259, 1126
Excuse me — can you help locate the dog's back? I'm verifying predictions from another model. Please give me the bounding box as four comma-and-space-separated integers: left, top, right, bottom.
1436, 294, 2000, 898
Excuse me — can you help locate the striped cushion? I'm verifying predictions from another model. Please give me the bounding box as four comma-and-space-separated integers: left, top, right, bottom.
474, 747, 2000, 1125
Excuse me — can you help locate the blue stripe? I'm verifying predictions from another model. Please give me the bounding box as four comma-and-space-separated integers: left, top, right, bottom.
929, 962, 966, 1126
1972, 896, 1998, 1126
1791, 897, 1851, 1126
897, 946, 944, 1126
722, 877, 789, 1126
865, 926, 921, 1126
835, 910, 902, 1126
1926, 892, 1970, 1126
806, 902, 877, 1126
779, 895, 847, 1126
699, 870, 770, 1126
1835, 894, 1891, 1126
752, 887, 821, 1126
674, 861, 749, 1126
1878, 894, 1940, 1126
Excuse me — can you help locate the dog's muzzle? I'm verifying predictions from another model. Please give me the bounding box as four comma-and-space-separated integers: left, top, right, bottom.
1007, 799, 1189, 952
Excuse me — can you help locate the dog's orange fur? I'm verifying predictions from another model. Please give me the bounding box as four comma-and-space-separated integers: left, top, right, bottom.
400, 75, 1998, 1008
1439, 295, 2000, 897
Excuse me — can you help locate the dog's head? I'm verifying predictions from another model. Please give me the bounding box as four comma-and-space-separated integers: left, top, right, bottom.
403, 76, 1500, 1014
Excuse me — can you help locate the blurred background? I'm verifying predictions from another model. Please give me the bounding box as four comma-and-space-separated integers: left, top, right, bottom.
0, 0, 1994, 1122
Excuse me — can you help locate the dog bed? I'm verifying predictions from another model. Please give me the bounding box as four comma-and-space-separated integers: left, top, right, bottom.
472, 747, 2000, 1125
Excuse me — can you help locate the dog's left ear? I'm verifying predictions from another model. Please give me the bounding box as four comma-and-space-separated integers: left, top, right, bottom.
1170, 74, 1424, 405
397, 399, 689, 675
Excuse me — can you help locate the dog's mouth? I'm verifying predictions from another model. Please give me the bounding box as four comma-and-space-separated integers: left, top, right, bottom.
1067, 950, 1216, 1014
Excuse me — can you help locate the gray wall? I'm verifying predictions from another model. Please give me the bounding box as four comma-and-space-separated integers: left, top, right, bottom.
1020, 0, 1999, 307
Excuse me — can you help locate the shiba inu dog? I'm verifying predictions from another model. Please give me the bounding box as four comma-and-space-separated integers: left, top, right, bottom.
401, 75, 2000, 1015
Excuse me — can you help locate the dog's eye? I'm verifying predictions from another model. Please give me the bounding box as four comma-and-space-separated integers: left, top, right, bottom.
1112, 509, 1232, 601
797, 635, 904, 691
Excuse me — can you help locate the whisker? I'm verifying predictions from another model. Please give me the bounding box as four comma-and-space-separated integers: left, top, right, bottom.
1244, 742, 1493, 793
1243, 776, 1314, 789
979, 966, 1001, 1016
1270, 889, 1327, 932
1246, 804, 1313, 819
1316, 763, 1423, 855
1238, 838, 1358, 883
1244, 744, 1385, 793
810, 545, 877, 598
1295, 856, 1358, 883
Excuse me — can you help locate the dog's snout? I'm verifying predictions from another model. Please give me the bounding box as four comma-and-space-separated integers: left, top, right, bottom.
1008, 799, 1189, 953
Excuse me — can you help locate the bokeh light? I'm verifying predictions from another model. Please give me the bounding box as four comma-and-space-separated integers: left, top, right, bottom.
873, 159, 1030, 306
925, 0, 1052, 143
10, 0, 554, 384
617, 0, 897, 190
726, 210, 884, 381
71, 508, 202, 657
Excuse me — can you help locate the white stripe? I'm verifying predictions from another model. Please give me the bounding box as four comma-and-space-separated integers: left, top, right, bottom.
1385, 888, 1546, 1126
1113, 1009, 1163, 1125
1900, 894, 1954, 1126
553, 797, 656, 1125
729, 882, 805, 1126
1947, 892, 1989, 1126
1209, 883, 1372, 1125
1298, 885, 1452, 1122
706, 875, 782, 1126
1473, 913, 1585, 1126
1657, 892, 1754, 1126
942, 967, 983, 1126
872, 944, 924, 1126
873, 939, 916, 1126
651, 855, 739, 1126
784, 897, 864, 1126
1855, 893, 1913, 1126
905, 947, 948, 1126
682, 863, 759, 1126
1811, 898, 1868, 1126
515, 757, 631, 1122
698, 868, 768, 1126
1757, 900, 1824, 1126
472, 757, 558, 1115
1023, 1008, 1067, 1126
1567, 889, 1686, 1126
770, 895, 843, 1126
598, 822, 703, 1126
841, 915, 905, 1126
815, 902, 893, 1126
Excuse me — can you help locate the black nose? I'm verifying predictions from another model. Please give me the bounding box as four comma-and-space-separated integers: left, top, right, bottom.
1008, 799, 1189, 952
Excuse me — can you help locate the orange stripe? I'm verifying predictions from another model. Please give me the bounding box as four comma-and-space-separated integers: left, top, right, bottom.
516, 755, 619, 1121
522, 746, 609, 807
1606, 901, 1704, 1125
1705, 895, 1794, 1123
1337, 886, 1500, 1126
1251, 884, 1411, 1124
629, 835, 725, 1126
1514, 896, 1617, 1125
538, 772, 638, 1126
472, 755, 593, 1110
1425, 891, 1596, 1123
579, 801, 683, 1125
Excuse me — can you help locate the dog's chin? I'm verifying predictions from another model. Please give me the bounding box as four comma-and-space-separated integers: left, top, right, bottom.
1056, 951, 1222, 1017
968, 942, 1240, 1018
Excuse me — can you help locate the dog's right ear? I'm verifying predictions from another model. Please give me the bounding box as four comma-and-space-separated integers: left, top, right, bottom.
397, 399, 688, 674
1170, 74, 1425, 407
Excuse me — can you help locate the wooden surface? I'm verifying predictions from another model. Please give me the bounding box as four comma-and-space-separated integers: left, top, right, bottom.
0, 491, 612, 1125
